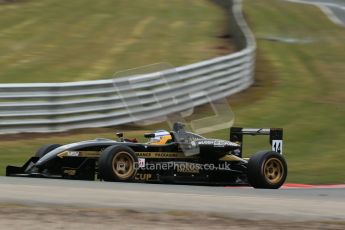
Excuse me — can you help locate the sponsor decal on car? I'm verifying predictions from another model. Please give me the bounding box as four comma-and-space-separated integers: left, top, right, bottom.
135, 173, 152, 181
272, 140, 283, 154
138, 158, 145, 168
197, 139, 238, 147
58, 151, 100, 158
67, 151, 80, 157
136, 152, 193, 159
197, 140, 214, 145
63, 169, 76, 176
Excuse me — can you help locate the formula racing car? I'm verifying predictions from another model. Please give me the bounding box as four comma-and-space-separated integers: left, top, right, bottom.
6, 123, 287, 189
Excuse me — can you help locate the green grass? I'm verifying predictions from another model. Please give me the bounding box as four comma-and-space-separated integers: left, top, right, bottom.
1, 0, 345, 184
0, 0, 230, 83
238, 0, 345, 183
198, 0, 345, 183
228, 0, 345, 183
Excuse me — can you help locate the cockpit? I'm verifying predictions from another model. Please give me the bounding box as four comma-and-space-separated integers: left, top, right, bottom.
145, 122, 206, 145
116, 122, 205, 145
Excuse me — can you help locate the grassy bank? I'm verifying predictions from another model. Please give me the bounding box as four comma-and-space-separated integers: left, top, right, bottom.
203, 0, 345, 183
0, 0, 231, 83
232, 0, 345, 183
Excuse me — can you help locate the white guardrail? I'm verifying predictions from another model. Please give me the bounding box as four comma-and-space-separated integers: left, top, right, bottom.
0, 0, 256, 134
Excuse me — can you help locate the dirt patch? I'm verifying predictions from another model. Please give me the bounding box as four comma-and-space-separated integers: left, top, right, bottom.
213, 33, 236, 55
0, 204, 344, 230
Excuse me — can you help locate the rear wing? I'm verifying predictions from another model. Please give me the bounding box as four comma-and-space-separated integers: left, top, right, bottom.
230, 127, 283, 157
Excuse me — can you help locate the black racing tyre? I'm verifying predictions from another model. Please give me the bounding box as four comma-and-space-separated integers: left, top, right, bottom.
98, 145, 138, 182
247, 151, 287, 189
35, 144, 62, 159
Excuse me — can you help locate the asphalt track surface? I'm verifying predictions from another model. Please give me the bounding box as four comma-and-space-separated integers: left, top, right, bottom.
285, 0, 345, 27
0, 177, 344, 221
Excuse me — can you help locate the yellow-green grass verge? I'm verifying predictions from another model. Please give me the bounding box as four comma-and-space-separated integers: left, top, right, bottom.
235, 0, 345, 183
194, 0, 345, 183
0, 0, 231, 83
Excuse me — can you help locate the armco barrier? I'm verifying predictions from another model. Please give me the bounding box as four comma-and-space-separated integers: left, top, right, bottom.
0, 0, 256, 134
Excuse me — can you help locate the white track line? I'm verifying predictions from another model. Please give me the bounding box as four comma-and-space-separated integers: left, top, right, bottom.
319, 5, 345, 27
284, 0, 345, 27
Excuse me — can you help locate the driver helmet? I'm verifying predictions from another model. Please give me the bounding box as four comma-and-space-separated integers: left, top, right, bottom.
150, 130, 172, 145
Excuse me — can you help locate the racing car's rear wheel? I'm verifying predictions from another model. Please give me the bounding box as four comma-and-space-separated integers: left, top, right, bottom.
98, 145, 138, 182
247, 151, 287, 189
35, 144, 62, 159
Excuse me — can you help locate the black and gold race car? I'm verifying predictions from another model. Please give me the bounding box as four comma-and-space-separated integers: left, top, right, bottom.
6, 123, 287, 189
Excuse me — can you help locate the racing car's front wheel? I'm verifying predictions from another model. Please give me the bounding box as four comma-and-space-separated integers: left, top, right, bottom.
247, 151, 287, 189
35, 144, 62, 159
98, 145, 138, 182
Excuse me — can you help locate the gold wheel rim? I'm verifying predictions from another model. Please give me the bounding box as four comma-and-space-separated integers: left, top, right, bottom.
263, 158, 284, 185
112, 151, 135, 180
